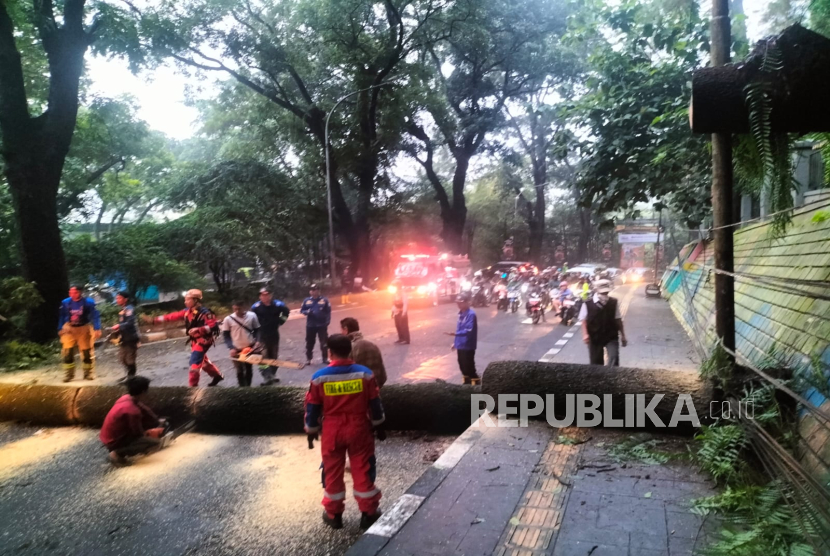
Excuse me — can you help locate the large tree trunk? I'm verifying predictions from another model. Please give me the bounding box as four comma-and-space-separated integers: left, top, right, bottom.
441, 155, 469, 254
0, 0, 91, 342
7, 163, 69, 342
577, 207, 591, 263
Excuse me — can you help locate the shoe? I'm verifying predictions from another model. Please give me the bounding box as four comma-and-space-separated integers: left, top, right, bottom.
322, 511, 343, 530
63, 376, 73, 383
322, 359, 330, 365
260, 378, 280, 386
83, 374, 96, 381
207, 375, 224, 387
394, 340, 404, 344
359, 511, 382, 530
401, 341, 410, 345
107, 452, 129, 467
306, 360, 313, 366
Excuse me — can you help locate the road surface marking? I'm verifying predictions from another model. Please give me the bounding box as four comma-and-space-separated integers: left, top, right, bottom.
563, 333, 574, 339
555, 339, 568, 346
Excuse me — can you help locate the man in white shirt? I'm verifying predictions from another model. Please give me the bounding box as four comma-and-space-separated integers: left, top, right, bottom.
579, 280, 627, 366
222, 301, 261, 386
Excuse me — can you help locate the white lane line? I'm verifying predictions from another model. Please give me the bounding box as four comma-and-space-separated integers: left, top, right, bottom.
555, 339, 568, 346
563, 333, 574, 339
365, 493, 425, 538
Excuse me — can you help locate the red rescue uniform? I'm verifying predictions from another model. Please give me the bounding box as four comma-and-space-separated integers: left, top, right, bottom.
304, 360, 385, 517
155, 306, 222, 387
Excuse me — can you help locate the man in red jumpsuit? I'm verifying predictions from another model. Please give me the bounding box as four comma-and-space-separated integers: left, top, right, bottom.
304, 334, 385, 530
143, 289, 224, 387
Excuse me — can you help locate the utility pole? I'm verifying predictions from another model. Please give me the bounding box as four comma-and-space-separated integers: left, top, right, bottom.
654, 209, 662, 284
710, 0, 736, 363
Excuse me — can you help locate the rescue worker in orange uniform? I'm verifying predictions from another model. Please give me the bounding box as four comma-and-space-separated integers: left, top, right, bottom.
143, 289, 224, 387
304, 334, 385, 530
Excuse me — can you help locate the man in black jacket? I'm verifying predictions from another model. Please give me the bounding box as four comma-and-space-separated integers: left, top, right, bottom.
110, 291, 140, 382
579, 279, 627, 366
251, 288, 291, 385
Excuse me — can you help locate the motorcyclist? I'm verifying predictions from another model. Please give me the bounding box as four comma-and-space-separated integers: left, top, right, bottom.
554, 280, 573, 316
493, 279, 509, 310
576, 277, 591, 301
525, 278, 541, 314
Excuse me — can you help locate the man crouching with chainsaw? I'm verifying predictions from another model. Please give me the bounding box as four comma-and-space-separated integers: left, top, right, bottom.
100, 376, 172, 466
142, 289, 224, 387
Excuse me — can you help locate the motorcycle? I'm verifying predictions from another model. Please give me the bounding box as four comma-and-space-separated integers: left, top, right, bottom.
471, 284, 490, 307
496, 289, 509, 312
527, 293, 544, 324
508, 289, 520, 313
559, 295, 577, 326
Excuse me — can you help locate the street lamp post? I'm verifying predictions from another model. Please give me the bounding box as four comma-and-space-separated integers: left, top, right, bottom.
324, 82, 394, 289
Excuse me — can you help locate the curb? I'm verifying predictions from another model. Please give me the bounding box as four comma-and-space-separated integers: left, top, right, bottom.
345, 413, 489, 556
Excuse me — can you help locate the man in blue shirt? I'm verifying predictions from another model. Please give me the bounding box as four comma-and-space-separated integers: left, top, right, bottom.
301, 284, 332, 365
58, 285, 102, 382
252, 288, 291, 384
446, 292, 479, 385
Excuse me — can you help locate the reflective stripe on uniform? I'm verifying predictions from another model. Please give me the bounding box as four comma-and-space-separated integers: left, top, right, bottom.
311, 372, 370, 385
371, 416, 386, 426
353, 488, 380, 499
324, 491, 346, 501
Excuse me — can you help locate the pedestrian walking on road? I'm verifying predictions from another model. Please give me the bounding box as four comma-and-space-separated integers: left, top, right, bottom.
100, 376, 170, 467
110, 291, 140, 382
579, 279, 627, 366
301, 284, 331, 365
446, 292, 480, 385
251, 288, 290, 385
304, 334, 385, 530
58, 285, 102, 382
340, 266, 353, 305
391, 280, 410, 344
341, 317, 387, 388
143, 289, 224, 387
222, 301, 261, 387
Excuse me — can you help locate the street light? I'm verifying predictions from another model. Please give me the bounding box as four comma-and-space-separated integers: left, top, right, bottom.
324, 81, 395, 289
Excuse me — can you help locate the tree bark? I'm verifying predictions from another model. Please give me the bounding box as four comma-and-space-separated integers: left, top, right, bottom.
483, 361, 713, 432
0, 0, 92, 341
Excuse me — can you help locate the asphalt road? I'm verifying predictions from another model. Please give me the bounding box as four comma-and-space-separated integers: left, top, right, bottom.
4, 289, 581, 388
0, 422, 452, 556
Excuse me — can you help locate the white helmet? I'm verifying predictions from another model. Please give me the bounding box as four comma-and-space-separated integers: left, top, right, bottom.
594, 279, 612, 293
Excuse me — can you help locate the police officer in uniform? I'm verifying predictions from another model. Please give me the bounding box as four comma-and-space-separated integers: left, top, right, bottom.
301, 284, 332, 365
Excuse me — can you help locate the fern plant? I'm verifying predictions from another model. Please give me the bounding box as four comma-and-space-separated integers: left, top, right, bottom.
693, 483, 816, 556
694, 423, 748, 485
740, 39, 796, 237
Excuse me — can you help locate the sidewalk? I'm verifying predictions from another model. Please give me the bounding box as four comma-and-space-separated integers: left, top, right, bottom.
349, 417, 718, 556
542, 285, 699, 372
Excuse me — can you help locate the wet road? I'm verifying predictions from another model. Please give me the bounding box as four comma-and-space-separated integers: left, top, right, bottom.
4, 289, 578, 388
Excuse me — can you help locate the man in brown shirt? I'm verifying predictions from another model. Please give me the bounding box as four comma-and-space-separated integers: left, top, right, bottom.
340, 317, 387, 387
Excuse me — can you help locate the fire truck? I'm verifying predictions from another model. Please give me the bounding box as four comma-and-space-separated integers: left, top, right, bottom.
390, 253, 471, 304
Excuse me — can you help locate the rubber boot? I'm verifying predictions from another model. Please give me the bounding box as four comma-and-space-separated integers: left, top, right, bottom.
322, 511, 343, 530
359, 511, 382, 530
63, 364, 76, 383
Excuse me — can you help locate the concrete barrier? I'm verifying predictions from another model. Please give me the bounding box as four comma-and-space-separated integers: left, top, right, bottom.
0, 362, 713, 434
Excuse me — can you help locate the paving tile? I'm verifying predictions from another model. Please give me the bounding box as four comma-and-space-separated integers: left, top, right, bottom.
557, 524, 630, 547
665, 511, 705, 539
552, 540, 629, 556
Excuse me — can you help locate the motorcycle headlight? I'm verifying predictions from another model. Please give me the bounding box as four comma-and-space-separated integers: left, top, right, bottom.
461, 280, 472, 290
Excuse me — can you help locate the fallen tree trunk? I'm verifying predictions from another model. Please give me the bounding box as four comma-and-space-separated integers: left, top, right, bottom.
482, 361, 713, 431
